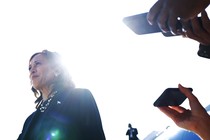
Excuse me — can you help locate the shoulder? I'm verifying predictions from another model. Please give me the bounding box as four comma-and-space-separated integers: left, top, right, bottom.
61, 88, 92, 97
25, 111, 36, 122
61, 88, 95, 103
71, 88, 94, 99
72, 88, 92, 94
21, 111, 37, 131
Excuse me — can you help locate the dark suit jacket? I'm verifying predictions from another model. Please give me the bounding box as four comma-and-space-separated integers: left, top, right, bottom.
18, 88, 106, 140
126, 128, 139, 140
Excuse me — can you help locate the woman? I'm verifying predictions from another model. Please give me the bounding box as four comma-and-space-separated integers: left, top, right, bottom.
18, 50, 106, 140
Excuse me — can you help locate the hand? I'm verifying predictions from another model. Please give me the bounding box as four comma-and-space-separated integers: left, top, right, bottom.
158, 84, 210, 139
182, 10, 210, 46
147, 0, 209, 34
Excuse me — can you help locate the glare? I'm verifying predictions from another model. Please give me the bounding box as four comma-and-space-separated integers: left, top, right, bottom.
1, 1, 210, 140
46, 129, 60, 140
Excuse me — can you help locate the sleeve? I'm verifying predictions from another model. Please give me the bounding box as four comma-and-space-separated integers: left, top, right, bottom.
136, 128, 138, 134
17, 112, 36, 140
126, 130, 129, 135
75, 88, 106, 140
197, 44, 210, 59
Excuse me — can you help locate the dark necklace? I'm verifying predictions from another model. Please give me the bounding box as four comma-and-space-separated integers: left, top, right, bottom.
40, 91, 58, 112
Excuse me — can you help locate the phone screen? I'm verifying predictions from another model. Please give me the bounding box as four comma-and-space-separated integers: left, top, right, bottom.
123, 12, 161, 35
122, 12, 182, 37
153, 88, 193, 107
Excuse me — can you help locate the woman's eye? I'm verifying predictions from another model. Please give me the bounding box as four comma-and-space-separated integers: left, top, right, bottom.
35, 61, 41, 66
28, 61, 41, 71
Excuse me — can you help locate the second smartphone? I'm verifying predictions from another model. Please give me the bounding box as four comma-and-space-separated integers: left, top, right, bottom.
153, 88, 193, 107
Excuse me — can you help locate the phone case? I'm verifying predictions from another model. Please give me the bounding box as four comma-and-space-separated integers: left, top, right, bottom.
153, 88, 193, 107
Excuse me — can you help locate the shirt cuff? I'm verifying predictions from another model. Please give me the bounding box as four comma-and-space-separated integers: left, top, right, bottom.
197, 44, 210, 59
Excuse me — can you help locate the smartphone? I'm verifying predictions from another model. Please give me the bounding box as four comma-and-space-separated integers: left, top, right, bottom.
153, 88, 193, 107
122, 12, 182, 37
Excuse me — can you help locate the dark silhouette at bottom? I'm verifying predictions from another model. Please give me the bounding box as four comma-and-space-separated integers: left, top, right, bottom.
126, 123, 139, 140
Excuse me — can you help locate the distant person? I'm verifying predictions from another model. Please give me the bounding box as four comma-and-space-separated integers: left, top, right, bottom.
17, 50, 106, 140
126, 123, 139, 140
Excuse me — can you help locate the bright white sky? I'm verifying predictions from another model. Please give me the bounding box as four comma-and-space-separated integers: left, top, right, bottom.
1, 0, 210, 140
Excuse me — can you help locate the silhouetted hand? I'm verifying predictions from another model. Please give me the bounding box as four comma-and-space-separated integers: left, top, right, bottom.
147, 0, 209, 34
181, 10, 210, 46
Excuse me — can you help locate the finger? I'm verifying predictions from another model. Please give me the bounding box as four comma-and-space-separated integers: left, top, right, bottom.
191, 16, 203, 33
181, 20, 191, 32
184, 30, 205, 44
168, 16, 180, 35
170, 106, 188, 113
178, 84, 197, 101
201, 10, 210, 33
181, 18, 206, 44
147, 0, 164, 25
156, 7, 169, 33
190, 15, 210, 45
158, 107, 178, 118
158, 107, 182, 123
178, 84, 206, 112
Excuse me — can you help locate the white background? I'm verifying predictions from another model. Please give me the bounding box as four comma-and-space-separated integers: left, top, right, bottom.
0, 0, 210, 140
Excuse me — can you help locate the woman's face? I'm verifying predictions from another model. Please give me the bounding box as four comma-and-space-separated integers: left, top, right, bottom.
29, 54, 55, 91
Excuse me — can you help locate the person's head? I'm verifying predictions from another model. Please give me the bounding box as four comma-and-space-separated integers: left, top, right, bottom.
29, 50, 75, 107
128, 123, 132, 128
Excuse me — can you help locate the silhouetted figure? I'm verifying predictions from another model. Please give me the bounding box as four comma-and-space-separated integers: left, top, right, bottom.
126, 123, 139, 140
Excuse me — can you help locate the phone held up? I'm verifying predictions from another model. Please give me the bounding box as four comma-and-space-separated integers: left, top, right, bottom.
123, 12, 181, 37
153, 88, 193, 107
123, 12, 201, 37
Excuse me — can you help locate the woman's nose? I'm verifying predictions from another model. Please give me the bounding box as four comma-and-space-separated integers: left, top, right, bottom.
30, 67, 36, 74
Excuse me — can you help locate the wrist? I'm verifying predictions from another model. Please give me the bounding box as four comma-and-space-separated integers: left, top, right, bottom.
197, 44, 210, 59
194, 116, 210, 140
